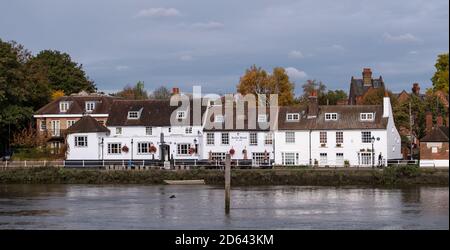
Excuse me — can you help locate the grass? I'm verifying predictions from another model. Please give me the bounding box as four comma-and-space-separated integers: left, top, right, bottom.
0, 166, 447, 186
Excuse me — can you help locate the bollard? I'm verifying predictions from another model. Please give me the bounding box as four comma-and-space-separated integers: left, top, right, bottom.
225, 153, 231, 214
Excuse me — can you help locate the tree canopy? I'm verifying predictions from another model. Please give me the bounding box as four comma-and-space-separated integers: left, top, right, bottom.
115, 81, 149, 100
237, 65, 295, 106
431, 53, 449, 94
150, 86, 171, 100
29, 50, 96, 95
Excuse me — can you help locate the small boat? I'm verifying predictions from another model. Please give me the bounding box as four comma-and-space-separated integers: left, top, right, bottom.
163, 179, 205, 185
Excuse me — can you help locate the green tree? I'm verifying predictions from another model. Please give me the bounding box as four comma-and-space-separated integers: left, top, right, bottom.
116, 81, 149, 100
431, 53, 449, 94
29, 50, 96, 95
0, 40, 35, 154
237, 65, 295, 106
320, 90, 348, 105
361, 87, 397, 106
150, 86, 171, 100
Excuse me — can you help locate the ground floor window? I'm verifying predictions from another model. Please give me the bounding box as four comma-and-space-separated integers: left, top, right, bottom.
50, 141, 61, 154
177, 143, 190, 155
336, 153, 344, 166
252, 152, 269, 165
320, 153, 327, 165
211, 152, 226, 161
108, 143, 122, 154
282, 152, 299, 165
138, 142, 152, 154
359, 152, 373, 166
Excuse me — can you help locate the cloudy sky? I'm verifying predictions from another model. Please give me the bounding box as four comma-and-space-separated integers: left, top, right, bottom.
1, 0, 448, 95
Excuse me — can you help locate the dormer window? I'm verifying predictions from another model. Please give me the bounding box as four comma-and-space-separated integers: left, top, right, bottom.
286, 113, 300, 121
360, 113, 374, 121
177, 111, 187, 119
215, 115, 224, 123
325, 113, 338, 121
85, 101, 96, 112
59, 101, 70, 112
128, 111, 140, 119
258, 114, 268, 123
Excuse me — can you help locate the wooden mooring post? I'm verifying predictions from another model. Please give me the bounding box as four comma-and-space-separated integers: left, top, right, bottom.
225, 153, 231, 214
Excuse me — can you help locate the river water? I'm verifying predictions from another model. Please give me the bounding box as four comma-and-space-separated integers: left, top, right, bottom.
0, 185, 448, 230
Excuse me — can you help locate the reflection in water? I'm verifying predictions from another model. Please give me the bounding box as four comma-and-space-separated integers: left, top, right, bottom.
0, 184, 448, 230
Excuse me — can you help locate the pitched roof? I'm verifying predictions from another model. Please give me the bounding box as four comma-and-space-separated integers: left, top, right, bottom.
106, 99, 207, 127
278, 105, 388, 130
66, 115, 110, 134
35, 95, 117, 115
348, 77, 385, 104
203, 104, 277, 131
421, 126, 449, 142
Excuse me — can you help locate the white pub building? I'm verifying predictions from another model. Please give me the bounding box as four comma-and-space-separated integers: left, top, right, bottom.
64, 92, 402, 167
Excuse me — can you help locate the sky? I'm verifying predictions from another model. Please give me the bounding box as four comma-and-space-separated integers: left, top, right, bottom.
0, 0, 448, 95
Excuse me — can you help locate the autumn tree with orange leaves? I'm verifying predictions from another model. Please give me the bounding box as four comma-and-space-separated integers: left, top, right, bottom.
237, 65, 295, 106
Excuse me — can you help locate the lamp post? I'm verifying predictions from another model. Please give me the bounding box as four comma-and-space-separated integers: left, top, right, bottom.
101, 137, 104, 161
193, 138, 198, 154
131, 139, 134, 163
371, 136, 380, 169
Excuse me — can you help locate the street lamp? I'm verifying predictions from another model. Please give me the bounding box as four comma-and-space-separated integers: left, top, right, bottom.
101, 137, 104, 161
371, 136, 380, 169
193, 138, 198, 154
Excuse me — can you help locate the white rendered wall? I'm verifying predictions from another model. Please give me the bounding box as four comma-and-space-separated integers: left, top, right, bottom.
202, 131, 274, 161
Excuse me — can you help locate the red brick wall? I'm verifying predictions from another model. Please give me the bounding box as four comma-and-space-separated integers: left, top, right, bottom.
420, 142, 449, 160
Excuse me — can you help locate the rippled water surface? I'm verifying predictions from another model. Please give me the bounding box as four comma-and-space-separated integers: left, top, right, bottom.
0, 184, 448, 229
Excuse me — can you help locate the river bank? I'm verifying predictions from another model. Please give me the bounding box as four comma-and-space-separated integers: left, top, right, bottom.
0, 166, 448, 186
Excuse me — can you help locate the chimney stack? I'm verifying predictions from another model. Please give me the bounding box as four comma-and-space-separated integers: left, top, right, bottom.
362, 68, 372, 87
307, 90, 319, 118
437, 115, 443, 127
412, 83, 420, 96
425, 112, 433, 133
172, 87, 180, 95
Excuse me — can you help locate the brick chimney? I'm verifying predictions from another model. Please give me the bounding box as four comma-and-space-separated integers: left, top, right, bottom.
425, 112, 433, 133
362, 68, 372, 87
307, 90, 319, 118
412, 83, 420, 95
172, 87, 180, 95
437, 115, 443, 127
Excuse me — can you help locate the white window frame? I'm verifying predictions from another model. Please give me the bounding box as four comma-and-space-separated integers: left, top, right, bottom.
177, 143, 190, 155
67, 120, 76, 128
211, 152, 226, 161
40, 120, 47, 131
320, 131, 327, 144
361, 131, 372, 143
285, 132, 295, 144
325, 113, 338, 121
336, 131, 343, 144
320, 153, 328, 165
249, 132, 258, 146
286, 113, 300, 121
264, 133, 273, 145
282, 152, 299, 166
221, 133, 229, 145
185, 127, 193, 134
108, 143, 122, 154
128, 111, 140, 119
360, 113, 375, 121
146, 127, 152, 135
116, 127, 122, 135
137, 142, 152, 154
59, 101, 70, 112
85, 101, 96, 112
74, 136, 88, 147
336, 153, 344, 166
206, 133, 215, 145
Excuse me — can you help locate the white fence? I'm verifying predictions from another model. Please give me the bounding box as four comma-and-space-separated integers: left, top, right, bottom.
1, 160, 64, 168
